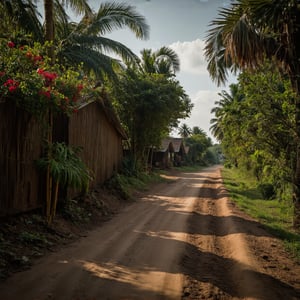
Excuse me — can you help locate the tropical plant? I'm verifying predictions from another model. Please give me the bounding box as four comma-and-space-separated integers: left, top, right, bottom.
109, 68, 192, 168
139, 46, 180, 77
178, 123, 192, 138
0, 0, 44, 41
1, 1, 149, 79
56, 2, 150, 79
0, 39, 89, 116
210, 83, 244, 142
192, 126, 206, 136
37, 142, 91, 224
186, 129, 212, 165
204, 0, 300, 227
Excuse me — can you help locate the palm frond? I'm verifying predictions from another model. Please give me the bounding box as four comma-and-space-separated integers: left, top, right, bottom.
59, 0, 93, 17
88, 2, 149, 39
155, 46, 180, 73
59, 44, 120, 80
1, 0, 43, 41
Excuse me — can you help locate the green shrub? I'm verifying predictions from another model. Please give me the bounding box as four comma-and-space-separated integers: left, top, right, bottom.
258, 183, 275, 200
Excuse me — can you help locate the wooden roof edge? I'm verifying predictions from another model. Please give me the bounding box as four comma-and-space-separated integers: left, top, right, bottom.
77, 94, 128, 140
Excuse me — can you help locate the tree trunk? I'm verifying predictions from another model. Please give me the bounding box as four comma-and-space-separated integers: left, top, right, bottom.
44, 0, 54, 59
293, 96, 300, 229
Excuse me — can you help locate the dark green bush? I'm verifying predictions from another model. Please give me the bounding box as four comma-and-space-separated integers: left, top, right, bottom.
258, 183, 275, 200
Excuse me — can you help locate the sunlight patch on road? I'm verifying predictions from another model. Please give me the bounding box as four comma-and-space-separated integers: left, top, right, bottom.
160, 174, 180, 181
134, 229, 187, 243
188, 182, 205, 188
78, 260, 181, 297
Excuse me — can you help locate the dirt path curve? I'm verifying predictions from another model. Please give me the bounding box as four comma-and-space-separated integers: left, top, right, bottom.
0, 166, 300, 299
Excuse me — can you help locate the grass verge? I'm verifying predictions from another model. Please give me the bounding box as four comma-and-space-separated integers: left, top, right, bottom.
221, 167, 300, 261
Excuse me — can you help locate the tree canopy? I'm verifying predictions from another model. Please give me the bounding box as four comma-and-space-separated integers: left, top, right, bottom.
109, 68, 192, 167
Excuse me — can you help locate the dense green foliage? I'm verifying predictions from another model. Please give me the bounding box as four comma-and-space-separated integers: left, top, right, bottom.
178, 124, 218, 166
0, 1, 149, 79
212, 64, 295, 199
0, 39, 92, 116
109, 68, 193, 167
185, 129, 213, 165
205, 0, 300, 227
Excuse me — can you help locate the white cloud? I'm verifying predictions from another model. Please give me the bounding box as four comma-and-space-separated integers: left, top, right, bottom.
169, 39, 208, 75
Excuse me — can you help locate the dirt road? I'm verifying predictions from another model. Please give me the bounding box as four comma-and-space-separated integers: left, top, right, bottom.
0, 166, 300, 299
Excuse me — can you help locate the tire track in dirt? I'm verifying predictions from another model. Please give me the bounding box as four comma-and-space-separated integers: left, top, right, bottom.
181, 167, 300, 300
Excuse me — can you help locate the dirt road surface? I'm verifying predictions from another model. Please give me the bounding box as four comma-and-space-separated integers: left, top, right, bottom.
0, 166, 300, 299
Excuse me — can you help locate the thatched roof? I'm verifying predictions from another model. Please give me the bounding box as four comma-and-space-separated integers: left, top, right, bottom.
156, 137, 185, 154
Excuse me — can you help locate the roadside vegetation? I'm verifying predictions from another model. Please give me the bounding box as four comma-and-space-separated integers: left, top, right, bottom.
222, 167, 300, 261
205, 0, 300, 229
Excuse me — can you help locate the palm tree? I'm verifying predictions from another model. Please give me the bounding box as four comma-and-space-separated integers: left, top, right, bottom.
140, 46, 180, 77
1, 1, 149, 78
178, 123, 192, 138
57, 2, 149, 79
204, 0, 300, 227
192, 126, 205, 136
210, 84, 242, 142
0, 0, 43, 40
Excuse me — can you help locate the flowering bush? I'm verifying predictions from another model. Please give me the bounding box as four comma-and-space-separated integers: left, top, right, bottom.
0, 39, 92, 116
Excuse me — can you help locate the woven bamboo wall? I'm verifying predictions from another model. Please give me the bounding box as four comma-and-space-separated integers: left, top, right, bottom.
0, 100, 125, 215
0, 102, 43, 215
68, 102, 123, 189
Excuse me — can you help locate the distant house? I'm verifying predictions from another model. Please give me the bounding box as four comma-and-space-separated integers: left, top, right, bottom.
151, 137, 186, 168
151, 138, 174, 169
0, 96, 127, 216
171, 137, 186, 166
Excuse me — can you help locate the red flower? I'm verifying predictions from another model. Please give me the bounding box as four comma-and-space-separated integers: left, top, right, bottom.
3, 78, 19, 92
39, 89, 51, 99
3, 79, 14, 86
77, 84, 84, 91
0, 71, 5, 77
3, 79, 18, 87
43, 71, 57, 81
8, 85, 17, 92
7, 41, 15, 48
26, 52, 33, 59
37, 68, 44, 74
37, 69, 57, 84
34, 55, 43, 63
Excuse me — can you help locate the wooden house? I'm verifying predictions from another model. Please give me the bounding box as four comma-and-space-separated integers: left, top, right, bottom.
53, 98, 127, 192
151, 137, 186, 168
0, 97, 127, 216
171, 137, 186, 166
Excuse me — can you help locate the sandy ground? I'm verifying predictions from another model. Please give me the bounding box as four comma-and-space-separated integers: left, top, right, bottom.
0, 165, 300, 299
